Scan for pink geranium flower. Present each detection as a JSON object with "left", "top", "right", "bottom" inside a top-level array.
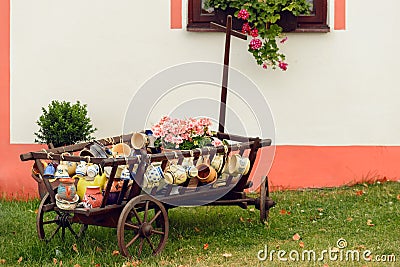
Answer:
[
  {"left": 278, "top": 61, "right": 288, "bottom": 71},
  {"left": 250, "top": 28, "right": 259, "bottom": 38},
  {"left": 249, "top": 38, "right": 262, "bottom": 50},
  {"left": 237, "top": 9, "right": 250, "bottom": 20},
  {"left": 241, "top": 23, "right": 251, "bottom": 34}
]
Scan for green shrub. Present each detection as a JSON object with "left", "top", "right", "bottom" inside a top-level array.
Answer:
[{"left": 34, "top": 100, "right": 97, "bottom": 147}]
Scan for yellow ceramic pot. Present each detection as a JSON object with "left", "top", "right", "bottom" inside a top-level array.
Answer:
[{"left": 75, "top": 173, "right": 107, "bottom": 200}]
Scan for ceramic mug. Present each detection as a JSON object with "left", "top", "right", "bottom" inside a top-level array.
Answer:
[
  {"left": 120, "top": 167, "right": 131, "bottom": 180},
  {"left": 131, "top": 132, "right": 149, "bottom": 150},
  {"left": 144, "top": 163, "right": 164, "bottom": 186},
  {"left": 112, "top": 143, "right": 131, "bottom": 158},
  {"left": 228, "top": 155, "right": 250, "bottom": 176},
  {"left": 76, "top": 161, "right": 87, "bottom": 177},
  {"left": 196, "top": 164, "right": 217, "bottom": 184},
  {"left": 86, "top": 164, "right": 100, "bottom": 179},
  {"left": 211, "top": 154, "right": 225, "bottom": 174},
  {"left": 43, "top": 163, "right": 56, "bottom": 179},
  {"left": 164, "top": 164, "right": 187, "bottom": 185},
  {"left": 66, "top": 161, "right": 77, "bottom": 176},
  {"left": 184, "top": 165, "right": 198, "bottom": 179},
  {"left": 54, "top": 164, "right": 70, "bottom": 179}
]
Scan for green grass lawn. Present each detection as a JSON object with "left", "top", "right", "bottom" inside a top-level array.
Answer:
[{"left": 1, "top": 181, "right": 399, "bottom": 267}]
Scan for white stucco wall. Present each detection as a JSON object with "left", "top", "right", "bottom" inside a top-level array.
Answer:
[{"left": 10, "top": 0, "right": 400, "bottom": 145}]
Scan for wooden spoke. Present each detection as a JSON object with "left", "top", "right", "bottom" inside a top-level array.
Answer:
[
  {"left": 126, "top": 233, "right": 140, "bottom": 248},
  {"left": 131, "top": 208, "right": 142, "bottom": 224},
  {"left": 124, "top": 222, "right": 140, "bottom": 230},
  {"left": 42, "top": 219, "right": 58, "bottom": 225},
  {"left": 138, "top": 238, "right": 145, "bottom": 257},
  {"left": 47, "top": 225, "right": 61, "bottom": 242},
  {"left": 67, "top": 224, "right": 79, "bottom": 239},
  {"left": 151, "top": 229, "right": 165, "bottom": 235},
  {"left": 143, "top": 201, "right": 149, "bottom": 222},
  {"left": 148, "top": 210, "right": 162, "bottom": 225},
  {"left": 144, "top": 236, "right": 156, "bottom": 254}
]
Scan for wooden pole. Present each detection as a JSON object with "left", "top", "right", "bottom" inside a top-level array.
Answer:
[
  {"left": 218, "top": 16, "right": 232, "bottom": 133},
  {"left": 210, "top": 17, "right": 246, "bottom": 133}
]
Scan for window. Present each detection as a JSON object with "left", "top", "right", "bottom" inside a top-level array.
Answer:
[{"left": 187, "top": 0, "right": 329, "bottom": 32}]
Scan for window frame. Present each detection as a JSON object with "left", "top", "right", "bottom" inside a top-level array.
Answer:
[{"left": 187, "top": 0, "right": 329, "bottom": 32}]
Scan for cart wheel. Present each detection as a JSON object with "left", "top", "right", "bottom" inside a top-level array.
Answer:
[
  {"left": 117, "top": 195, "right": 169, "bottom": 258},
  {"left": 37, "top": 192, "right": 87, "bottom": 242},
  {"left": 260, "top": 176, "right": 275, "bottom": 222}
]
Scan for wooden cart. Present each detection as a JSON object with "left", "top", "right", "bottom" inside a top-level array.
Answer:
[{"left": 20, "top": 17, "right": 276, "bottom": 258}]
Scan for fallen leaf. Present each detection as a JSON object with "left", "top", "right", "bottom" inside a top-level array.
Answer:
[
  {"left": 96, "top": 247, "right": 103, "bottom": 252},
  {"left": 346, "top": 217, "right": 353, "bottom": 222},
  {"left": 72, "top": 244, "right": 79, "bottom": 254},
  {"left": 239, "top": 217, "right": 245, "bottom": 222},
  {"left": 194, "top": 227, "right": 201, "bottom": 232},
  {"left": 356, "top": 190, "right": 364, "bottom": 196},
  {"left": 287, "top": 211, "right": 291, "bottom": 215},
  {"left": 35, "top": 209, "right": 39, "bottom": 214},
  {"left": 317, "top": 208, "right": 324, "bottom": 212},
  {"left": 0, "top": 259, "right": 6, "bottom": 264},
  {"left": 397, "top": 194, "right": 400, "bottom": 201},
  {"left": 292, "top": 233, "right": 301, "bottom": 241},
  {"left": 53, "top": 258, "right": 57, "bottom": 265},
  {"left": 73, "top": 264, "right": 81, "bottom": 267},
  {"left": 299, "top": 241, "right": 305, "bottom": 248},
  {"left": 222, "top": 253, "right": 232, "bottom": 258},
  {"left": 279, "top": 209, "right": 287, "bottom": 215},
  {"left": 112, "top": 250, "right": 120, "bottom": 256},
  {"left": 203, "top": 243, "right": 209, "bottom": 250},
  {"left": 59, "top": 260, "right": 62, "bottom": 267},
  {"left": 17, "top": 257, "right": 22, "bottom": 264},
  {"left": 366, "top": 219, "right": 375, "bottom": 226},
  {"left": 323, "top": 264, "right": 329, "bottom": 267},
  {"left": 94, "top": 264, "right": 100, "bottom": 267}
]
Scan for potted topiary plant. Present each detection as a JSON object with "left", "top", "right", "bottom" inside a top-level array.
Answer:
[
  {"left": 205, "top": 0, "right": 311, "bottom": 70},
  {"left": 34, "top": 100, "right": 97, "bottom": 148}
]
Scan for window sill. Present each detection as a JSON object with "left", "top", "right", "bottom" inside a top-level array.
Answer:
[{"left": 187, "top": 24, "right": 330, "bottom": 33}]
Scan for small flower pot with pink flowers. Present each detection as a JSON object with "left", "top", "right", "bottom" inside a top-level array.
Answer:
[
  {"left": 151, "top": 116, "right": 221, "bottom": 151},
  {"left": 205, "top": 0, "right": 311, "bottom": 70}
]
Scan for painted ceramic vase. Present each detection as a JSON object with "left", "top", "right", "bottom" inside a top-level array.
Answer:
[
  {"left": 83, "top": 186, "right": 103, "bottom": 208},
  {"left": 57, "top": 178, "right": 77, "bottom": 201}
]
